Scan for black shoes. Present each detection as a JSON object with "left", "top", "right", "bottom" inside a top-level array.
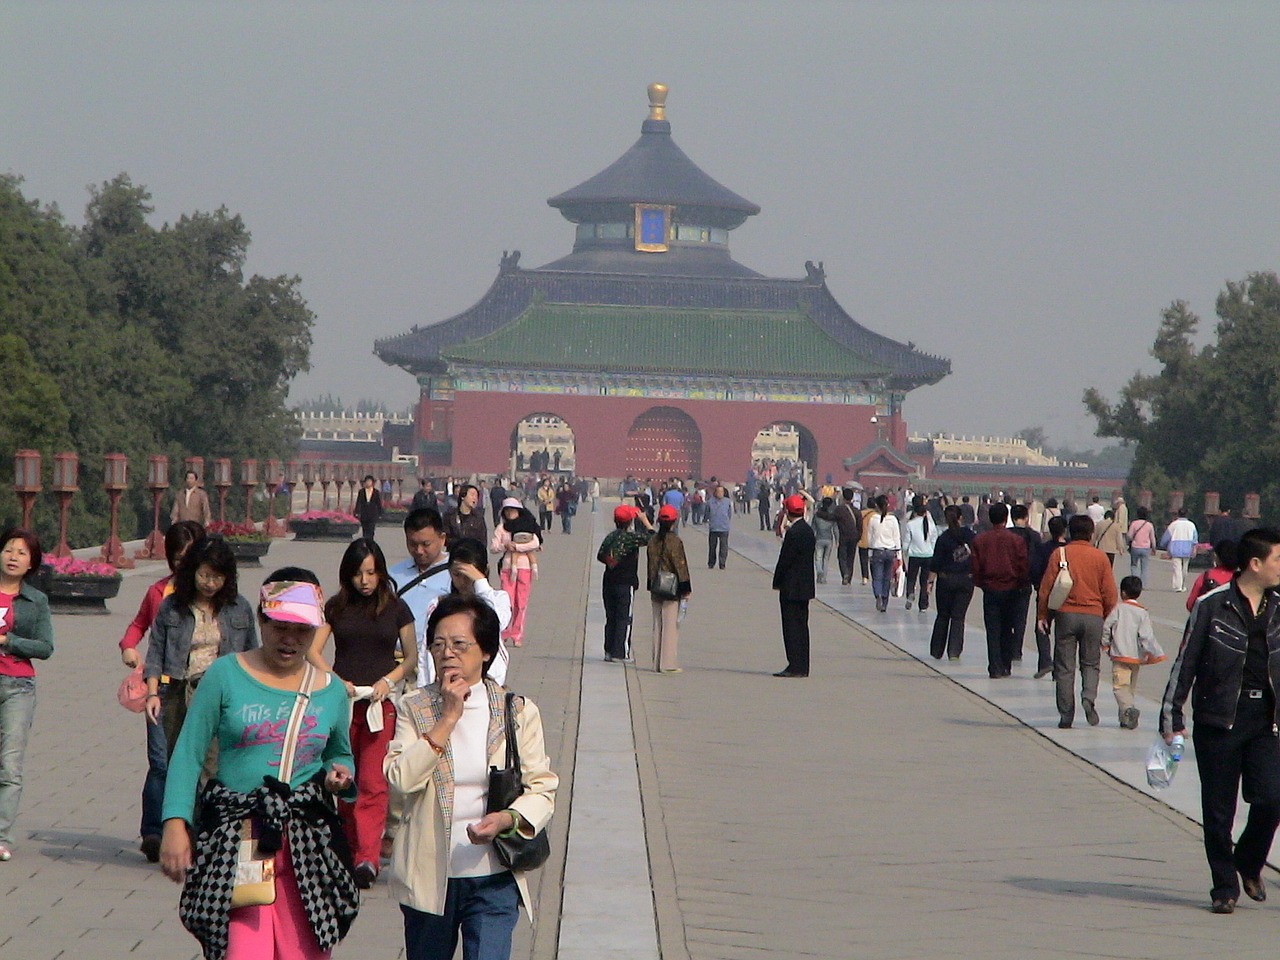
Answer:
[
  {"left": 140, "top": 835, "right": 161, "bottom": 863},
  {"left": 1242, "top": 873, "right": 1267, "bottom": 902},
  {"left": 773, "top": 669, "right": 808, "bottom": 678},
  {"left": 1211, "top": 898, "right": 1236, "bottom": 914},
  {"left": 1058, "top": 718, "right": 1073, "bottom": 729},
  {"left": 354, "top": 862, "right": 378, "bottom": 889},
  {"left": 1083, "top": 699, "right": 1100, "bottom": 726},
  {"left": 1033, "top": 667, "right": 1052, "bottom": 679}
]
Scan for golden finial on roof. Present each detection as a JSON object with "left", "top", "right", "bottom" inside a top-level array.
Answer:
[{"left": 647, "top": 83, "right": 668, "bottom": 121}]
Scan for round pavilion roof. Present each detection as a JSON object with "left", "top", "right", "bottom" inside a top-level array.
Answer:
[{"left": 547, "top": 83, "right": 761, "bottom": 230}]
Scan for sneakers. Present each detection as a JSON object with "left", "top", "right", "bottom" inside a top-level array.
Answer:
[
  {"left": 1033, "top": 667, "right": 1052, "bottom": 679},
  {"left": 905, "top": 597, "right": 913, "bottom": 610},
  {"left": 1120, "top": 706, "right": 1140, "bottom": 730},
  {"left": 140, "top": 835, "right": 161, "bottom": 863},
  {"left": 0, "top": 844, "right": 11, "bottom": 862},
  {"left": 354, "top": 862, "right": 378, "bottom": 889},
  {"left": 1083, "top": 699, "right": 1100, "bottom": 726}
]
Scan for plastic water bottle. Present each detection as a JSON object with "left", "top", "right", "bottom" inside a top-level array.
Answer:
[
  {"left": 678, "top": 598, "right": 689, "bottom": 623},
  {"left": 1170, "top": 734, "right": 1184, "bottom": 762}
]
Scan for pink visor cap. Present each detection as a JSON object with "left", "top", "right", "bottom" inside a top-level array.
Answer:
[{"left": 260, "top": 580, "right": 325, "bottom": 626}]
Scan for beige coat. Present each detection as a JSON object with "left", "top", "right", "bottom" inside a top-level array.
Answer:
[
  {"left": 384, "top": 685, "right": 557, "bottom": 920},
  {"left": 1093, "top": 517, "right": 1127, "bottom": 556},
  {"left": 170, "top": 486, "right": 213, "bottom": 525}
]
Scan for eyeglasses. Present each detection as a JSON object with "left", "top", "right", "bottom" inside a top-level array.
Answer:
[
  {"left": 195, "top": 571, "right": 227, "bottom": 585},
  {"left": 428, "top": 636, "right": 476, "bottom": 653}
]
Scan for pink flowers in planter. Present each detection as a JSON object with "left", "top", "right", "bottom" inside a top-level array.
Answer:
[
  {"left": 44, "top": 556, "right": 122, "bottom": 578},
  {"left": 294, "top": 510, "right": 359, "bottom": 523},
  {"left": 207, "top": 521, "right": 269, "bottom": 541}
]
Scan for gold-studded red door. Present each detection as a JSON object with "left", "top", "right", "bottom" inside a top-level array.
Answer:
[{"left": 624, "top": 407, "right": 702, "bottom": 478}]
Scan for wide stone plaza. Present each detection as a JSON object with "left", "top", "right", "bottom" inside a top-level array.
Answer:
[{"left": 3, "top": 504, "right": 1275, "bottom": 959}]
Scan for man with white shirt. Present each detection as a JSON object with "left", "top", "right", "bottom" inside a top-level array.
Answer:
[
  {"left": 1086, "top": 497, "right": 1106, "bottom": 525},
  {"left": 389, "top": 508, "right": 453, "bottom": 681},
  {"left": 169, "top": 470, "right": 212, "bottom": 526},
  {"left": 1163, "top": 509, "right": 1200, "bottom": 592}
]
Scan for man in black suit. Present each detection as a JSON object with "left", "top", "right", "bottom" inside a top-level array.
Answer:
[{"left": 773, "top": 494, "right": 816, "bottom": 677}]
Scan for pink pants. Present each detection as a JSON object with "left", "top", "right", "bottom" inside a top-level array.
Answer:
[
  {"left": 339, "top": 699, "right": 395, "bottom": 867},
  {"left": 227, "top": 836, "right": 329, "bottom": 960},
  {"left": 501, "top": 567, "right": 532, "bottom": 643}
]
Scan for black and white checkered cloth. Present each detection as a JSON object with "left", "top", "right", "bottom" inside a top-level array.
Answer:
[{"left": 179, "top": 775, "right": 359, "bottom": 960}]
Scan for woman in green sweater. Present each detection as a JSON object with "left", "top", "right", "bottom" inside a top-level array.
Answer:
[{"left": 160, "top": 567, "right": 359, "bottom": 960}]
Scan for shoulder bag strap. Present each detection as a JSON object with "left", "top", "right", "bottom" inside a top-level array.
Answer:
[
  {"left": 278, "top": 662, "right": 316, "bottom": 784},
  {"left": 504, "top": 691, "right": 522, "bottom": 779},
  {"left": 396, "top": 561, "right": 451, "bottom": 599}
]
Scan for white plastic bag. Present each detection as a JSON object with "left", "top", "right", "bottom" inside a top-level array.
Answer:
[{"left": 1146, "top": 734, "right": 1183, "bottom": 789}]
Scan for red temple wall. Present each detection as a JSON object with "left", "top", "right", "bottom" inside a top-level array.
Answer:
[{"left": 445, "top": 391, "right": 900, "bottom": 482}]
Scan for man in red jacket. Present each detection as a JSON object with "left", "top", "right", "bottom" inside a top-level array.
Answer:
[
  {"left": 1037, "top": 514, "right": 1119, "bottom": 728},
  {"left": 970, "top": 502, "right": 1029, "bottom": 679}
]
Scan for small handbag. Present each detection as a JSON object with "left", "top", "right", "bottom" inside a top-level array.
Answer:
[
  {"left": 486, "top": 692, "right": 551, "bottom": 872},
  {"left": 117, "top": 664, "right": 148, "bottom": 713},
  {"left": 230, "top": 662, "right": 316, "bottom": 909},
  {"left": 1046, "top": 547, "right": 1074, "bottom": 611},
  {"left": 652, "top": 568, "right": 680, "bottom": 601}
]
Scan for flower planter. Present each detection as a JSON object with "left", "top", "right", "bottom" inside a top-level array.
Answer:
[
  {"left": 39, "top": 571, "right": 122, "bottom": 615},
  {"left": 290, "top": 519, "right": 360, "bottom": 542},
  {"left": 223, "top": 539, "right": 272, "bottom": 567},
  {"left": 378, "top": 509, "right": 408, "bottom": 527}
]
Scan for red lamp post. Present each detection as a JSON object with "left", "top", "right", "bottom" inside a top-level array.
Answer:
[
  {"left": 394, "top": 462, "right": 405, "bottom": 502},
  {"left": 1169, "top": 490, "right": 1185, "bottom": 516},
  {"left": 346, "top": 464, "right": 360, "bottom": 510},
  {"left": 1245, "top": 493, "right": 1261, "bottom": 520},
  {"left": 100, "top": 453, "right": 134, "bottom": 569},
  {"left": 13, "top": 450, "right": 41, "bottom": 531},
  {"left": 50, "top": 452, "right": 78, "bottom": 559},
  {"left": 213, "top": 458, "right": 233, "bottom": 522},
  {"left": 183, "top": 456, "right": 205, "bottom": 488},
  {"left": 263, "top": 459, "right": 283, "bottom": 536},
  {"left": 136, "top": 455, "right": 169, "bottom": 559},
  {"left": 241, "top": 459, "right": 258, "bottom": 526},
  {"left": 301, "top": 460, "right": 315, "bottom": 514},
  {"left": 318, "top": 461, "right": 332, "bottom": 510}
]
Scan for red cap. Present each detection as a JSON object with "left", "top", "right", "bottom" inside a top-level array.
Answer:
[
  {"left": 657, "top": 504, "right": 679, "bottom": 522},
  {"left": 784, "top": 494, "right": 807, "bottom": 516},
  {"left": 614, "top": 505, "right": 637, "bottom": 524}
]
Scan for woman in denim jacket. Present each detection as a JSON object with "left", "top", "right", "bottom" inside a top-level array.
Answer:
[{"left": 144, "top": 537, "right": 258, "bottom": 759}]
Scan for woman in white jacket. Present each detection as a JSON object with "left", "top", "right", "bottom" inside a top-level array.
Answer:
[
  {"left": 866, "top": 495, "right": 903, "bottom": 613},
  {"left": 385, "top": 595, "right": 557, "bottom": 960},
  {"left": 902, "top": 495, "right": 939, "bottom": 612}
]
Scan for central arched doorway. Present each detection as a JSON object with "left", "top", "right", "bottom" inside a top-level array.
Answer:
[
  {"left": 752, "top": 421, "right": 817, "bottom": 486},
  {"left": 511, "top": 413, "right": 575, "bottom": 475},
  {"left": 624, "top": 406, "right": 702, "bottom": 478}
]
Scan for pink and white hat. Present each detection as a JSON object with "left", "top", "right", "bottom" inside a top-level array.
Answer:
[
  {"left": 501, "top": 497, "right": 523, "bottom": 510},
  {"left": 260, "top": 580, "right": 325, "bottom": 626}
]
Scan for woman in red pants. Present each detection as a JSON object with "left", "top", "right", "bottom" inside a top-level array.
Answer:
[{"left": 309, "top": 538, "right": 417, "bottom": 888}]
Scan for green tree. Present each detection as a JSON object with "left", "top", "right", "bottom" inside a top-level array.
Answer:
[{"left": 1085, "top": 273, "right": 1280, "bottom": 518}]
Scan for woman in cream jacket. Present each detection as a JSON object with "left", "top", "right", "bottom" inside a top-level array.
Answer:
[{"left": 384, "top": 594, "right": 557, "bottom": 960}]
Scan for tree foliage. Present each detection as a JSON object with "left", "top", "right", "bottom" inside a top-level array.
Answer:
[
  {"left": 1, "top": 174, "right": 314, "bottom": 546},
  {"left": 1084, "top": 272, "right": 1280, "bottom": 518}
]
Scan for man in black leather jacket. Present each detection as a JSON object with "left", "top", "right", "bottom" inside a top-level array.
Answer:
[{"left": 1160, "top": 527, "right": 1280, "bottom": 914}]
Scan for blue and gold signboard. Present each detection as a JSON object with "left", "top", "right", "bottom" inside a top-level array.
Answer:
[{"left": 634, "top": 203, "right": 672, "bottom": 252}]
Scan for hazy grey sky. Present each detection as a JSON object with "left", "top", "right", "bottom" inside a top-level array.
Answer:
[{"left": 7, "top": 2, "right": 1278, "bottom": 449}]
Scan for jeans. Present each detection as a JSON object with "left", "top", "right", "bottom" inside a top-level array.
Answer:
[
  {"left": 1053, "top": 611, "right": 1104, "bottom": 722},
  {"left": 1129, "top": 547, "right": 1150, "bottom": 582},
  {"left": 814, "top": 540, "right": 832, "bottom": 583},
  {"left": 981, "top": 587, "right": 1022, "bottom": 677},
  {"left": 0, "top": 675, "right": 36, "bottom": 845},
  {"left": 402, "top": 873, "right": 520, "bottom": 960},
  {"left": 602, "top": 582, "right": 634, "bottom": 660},
  {"left": 1193, "top": 695, "right": 1280, "bottom": 902},
  {"left": 140, "top": 715, "right": 169, "bottom": 839},
  {"left": 869, "top": 548, "right": 896, "bottom": 601},
  {"left": 707, "top": 531, "right": 729, "bottom": 569},
  {"left": 930, "top": 575, "right": 973, "bottom": 659}
]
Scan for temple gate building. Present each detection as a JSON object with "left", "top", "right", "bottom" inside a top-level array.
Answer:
[{"left": 375, "top": 84, "right": 950, "bottom": 483}]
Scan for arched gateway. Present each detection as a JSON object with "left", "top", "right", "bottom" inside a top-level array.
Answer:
[{"left": 625, "top": 407, "right": 702, "bottom": 478}]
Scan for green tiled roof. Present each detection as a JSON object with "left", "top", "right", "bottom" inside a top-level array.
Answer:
[{"left": 439, "top": 302, "right": 893, "bottom": 380}]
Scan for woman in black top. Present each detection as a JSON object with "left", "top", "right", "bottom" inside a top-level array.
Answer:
[
  {"left": 354, "top": 475, "right": 383, "bottom": 540},
  {"left": 928, "top": 505, "right": 977, "bottom": 661},
  {"left": 308, "top": 537, "right": 416, "bottom": 888}
]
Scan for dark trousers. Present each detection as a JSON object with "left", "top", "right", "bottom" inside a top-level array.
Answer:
[
  {"left": 707, "top": 531, "right": 729, "bottom": 569},
  {"left": 1193, "top": 695, "right": 1280, "bottom": 902},
  {"left": 836, "top": 540, "right": 857, "bottom": 583},
  {"left": 402, "top": 873, "right": 520, "bottom": 960},
  {"left": 981, "top": 587, "right": 1022, "bottom": 677},
  {"left": 1008, "top": 584, "right": 1032, "bottom": 661},
  {"left": 602, "top": 582, "right": 634, "bottom": 660},
  {"left": 905, "top": 557, "right": 931, "bottom": 608},
  {"left": 930, "top": 575, "right": 973, "bottom": 659},
  {"left": 1034, "top": 606, "right": 1054, "bottom": 673},
  {"left": 758, "top": 504, "right": 770, "bottom": 530},
  {"left": 858, "top": 546, "right": 871, "bottom": 580},
  {"left": 779, "top": 598, "right": 811, "bottom": 675},
  {"left": 361, "top": 521, "right": 377, "bottom": 540},
  {"left": 539, "top": 509, "right": 552, "bottom": 530}
]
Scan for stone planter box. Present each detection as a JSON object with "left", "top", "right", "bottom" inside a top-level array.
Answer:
[
  {"left": 291, "top": 520, "right": 360, "bottom": 542},
  {"left": 35, "top": 569, "right": 122, "bottom": 615},
  {"left": 221, "top": 538, "right": 272, "bottom": 567},
  {"left": 378, "top": 509, "right": 408, "bottom": 527}
]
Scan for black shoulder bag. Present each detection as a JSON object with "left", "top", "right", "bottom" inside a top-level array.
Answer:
[{"left": 486, "top": 692, "right": 551, "bottom": 872}]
